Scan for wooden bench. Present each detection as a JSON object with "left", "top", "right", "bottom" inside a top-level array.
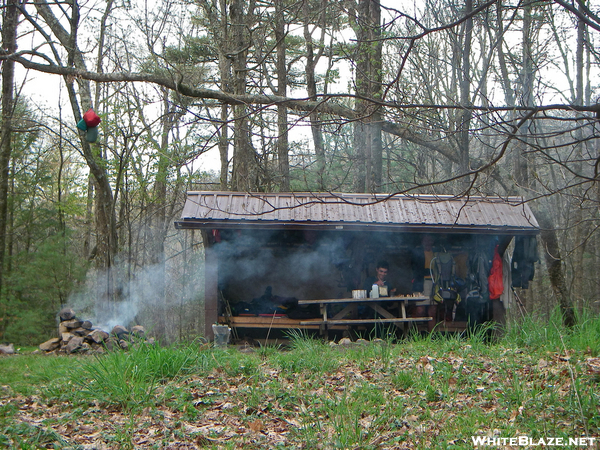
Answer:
[
  {"left": 219, "top": 296, "right": 434, "bottom": 336},
  {"left": 219, "top": 315, "right": 348, "bottom": 330},
  {"left": 297, "top": 295, "right": 433, "bottom": 329}
]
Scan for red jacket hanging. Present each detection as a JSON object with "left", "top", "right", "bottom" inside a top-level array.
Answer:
[{"left": 488, "top": 245, "right": 504, "bottom": 300}]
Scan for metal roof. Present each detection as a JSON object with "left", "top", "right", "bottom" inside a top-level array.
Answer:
[{"left": 175, "top": 191, "right": 539, "bottom": 235}]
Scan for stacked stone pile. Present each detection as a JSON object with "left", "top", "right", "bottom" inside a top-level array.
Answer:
[
  {"left": 0, "top": 343, "right": 15, "bottom": 354},
  {"left": 38, "top": 308, "right": 150, "bottom": 354}
]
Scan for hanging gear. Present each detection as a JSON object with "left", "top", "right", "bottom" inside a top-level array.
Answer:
[
  {"left": 461, "top": 248, "right": 493, "bottom": 326},
  {"left": 431, "top": 252, "right": 461, "bottom": 304},
  {"left": 488, "top": 245, "right": 504, "bottom": 300},
  {"left": 430, "top": 251, "right": 462, "bottom": 321},
  {"left": 512, "top": 236, "right": 538, "bottom": 289}
]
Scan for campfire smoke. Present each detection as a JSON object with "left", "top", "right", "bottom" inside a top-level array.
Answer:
[
  {"left": 65, "top": 262, "right": 172, "bottom": 334},
  {"left": 38, "top": 307, "right": 152, "bottom": 354}
]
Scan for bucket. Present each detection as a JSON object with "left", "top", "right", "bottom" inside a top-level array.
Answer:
[{"left": 212, "top": 324, "right": 231, "bottom": 348}]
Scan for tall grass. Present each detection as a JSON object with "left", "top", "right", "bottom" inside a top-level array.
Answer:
[
  {"left": 503, "top": 306, "right": 600, "bottom": 354},
  {"left": 73, "top": 340, "right": 200, "bottom": 411},
  {"left": 271, "top": 329, "right": 340, "bottom": 374}
]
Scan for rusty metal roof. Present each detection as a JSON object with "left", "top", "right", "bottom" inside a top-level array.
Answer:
[{"left": 175, "top": 191, "right": 539, "bottom": 235}]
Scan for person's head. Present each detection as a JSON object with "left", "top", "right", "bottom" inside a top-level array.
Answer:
[{"left": 376, "top": 260, "right": 389, "bottom": 281}]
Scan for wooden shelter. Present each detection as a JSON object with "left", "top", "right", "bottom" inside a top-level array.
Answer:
[{"left": 175, "top": 192, "right": 539, "bottom": 340}]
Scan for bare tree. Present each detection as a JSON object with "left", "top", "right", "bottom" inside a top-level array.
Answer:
[
  {"left": 274, "top": 1, "right": 290, "bottom": 191},
  {"left": 230, "top": 0, "right": 258, "bottom": 191},
  {"left": 32, "top": 0, "right": 118, "bottom": 275},
  {"left": 0, "top": 0, "right": 20, "bottom": 298},
  {"left": 347, "top": 0, "right": 383, "bottom": 193},
  {"left": 302, "top": 0, "right": 331, "bottom": 190}
]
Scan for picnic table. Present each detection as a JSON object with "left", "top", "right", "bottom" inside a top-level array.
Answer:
[{"left": 298, "top": 295, "right": 433, "bottom": 330}]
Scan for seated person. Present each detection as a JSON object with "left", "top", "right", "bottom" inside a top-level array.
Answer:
[{"left": 363, "top": 260, "right": 397, "bottom": 297}]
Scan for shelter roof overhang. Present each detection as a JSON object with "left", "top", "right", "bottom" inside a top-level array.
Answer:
[{"left": 175, "top": 191, "right": 540, "bottom": 236}]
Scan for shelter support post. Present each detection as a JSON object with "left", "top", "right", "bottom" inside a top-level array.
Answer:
[{"left": 203, "top": 231, "right": 219, "bottom": 340}]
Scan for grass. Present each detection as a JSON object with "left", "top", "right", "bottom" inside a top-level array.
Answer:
[
  {"left": 0, "top": 354, "right": 73, "bottom": 397},
  {"left": 1, "top": 309, "right": 599, "bottom": 448},
  {"left": 72, "top": 339, "right": 201, "bottom": 412}
]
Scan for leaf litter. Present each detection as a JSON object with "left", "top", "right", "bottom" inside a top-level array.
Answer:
[{"left": 1, "top": 343, "right": 598, "bottom": 449}]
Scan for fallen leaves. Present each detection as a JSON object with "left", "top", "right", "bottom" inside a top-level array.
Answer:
[
  {"left": 248, "top": 418, "right": 263, "bottom": 433},
  {"left": 585, "top": 357, "right": 600, "bottom": 374},
  {"left": 509, "top": 406, "right": 524, "bottom": 423},
  {"left": 2, "top": 345, "right": 597, "bottom": 449}
]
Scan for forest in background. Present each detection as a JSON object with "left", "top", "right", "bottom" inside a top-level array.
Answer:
[{"left": 0, "top": 0, "right": 599, "bottom": 344}]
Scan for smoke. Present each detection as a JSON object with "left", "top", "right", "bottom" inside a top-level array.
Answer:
[
  {"left": 64, "top": 229, "right": 420, "bottom": 333},
  {"left": 213, "top": 229, "right": 362, "bottom": 301},
  {"left": 67, "top": 257, "right": 199, "bottom": 333}
]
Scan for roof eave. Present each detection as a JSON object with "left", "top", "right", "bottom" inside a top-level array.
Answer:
[{"left": 174, "top": 219, "right": 539, "bottom": 235}]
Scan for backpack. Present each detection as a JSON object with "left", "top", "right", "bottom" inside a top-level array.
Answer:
[
  {"left": 467, "top": 250, "right": 490, "bottom": 300},
  {"left": 431, "top": 252, "right": 461, "bottom": 303},
  {"left": 459, "top": 250, "right": 492, "bottom": 325}
]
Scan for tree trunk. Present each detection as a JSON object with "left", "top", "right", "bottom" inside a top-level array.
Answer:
[
  {"left": 515, "top": 1, "right": 533, "bottom": 188},
  {"left": 0, "top": 0, "right": 19, "bottom": 328},
  {"left": 458, "top": 0, "right": 473, "bottom": 183},
  {"left": 275, "top": 2, "right": 289, "bottom": 191},
  {"left": 303, "top": 1, "right": 327, "bottom": 190},
  {"left": 36, "top": 0, "right": 118, "bottom": 270},
  {"left": 572, "top": 1, "right": 586, "bottom": 309},
  {"left": 350, "top": 0, "right": 383, "bottom": 193},
  {"left": 219, "top": 103, "right": 229, "bottom": 190},
  {"left": 218, "top": 0, "right": 231, "bottom": 190},
  {"left": 198, "top": 0, "right": 232, "bottom": 190},
  {"left": 535, "top": 207, "right": 576, "bottom": 327},
  {"left": 35, "top": 0, "right": 119, "bottom": 330},
  {"left": 230, "top": 0, "right": 257, "bottom": 191},
  {"left": 149, "top": 87, "right": 176, "bottom": 340}
]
